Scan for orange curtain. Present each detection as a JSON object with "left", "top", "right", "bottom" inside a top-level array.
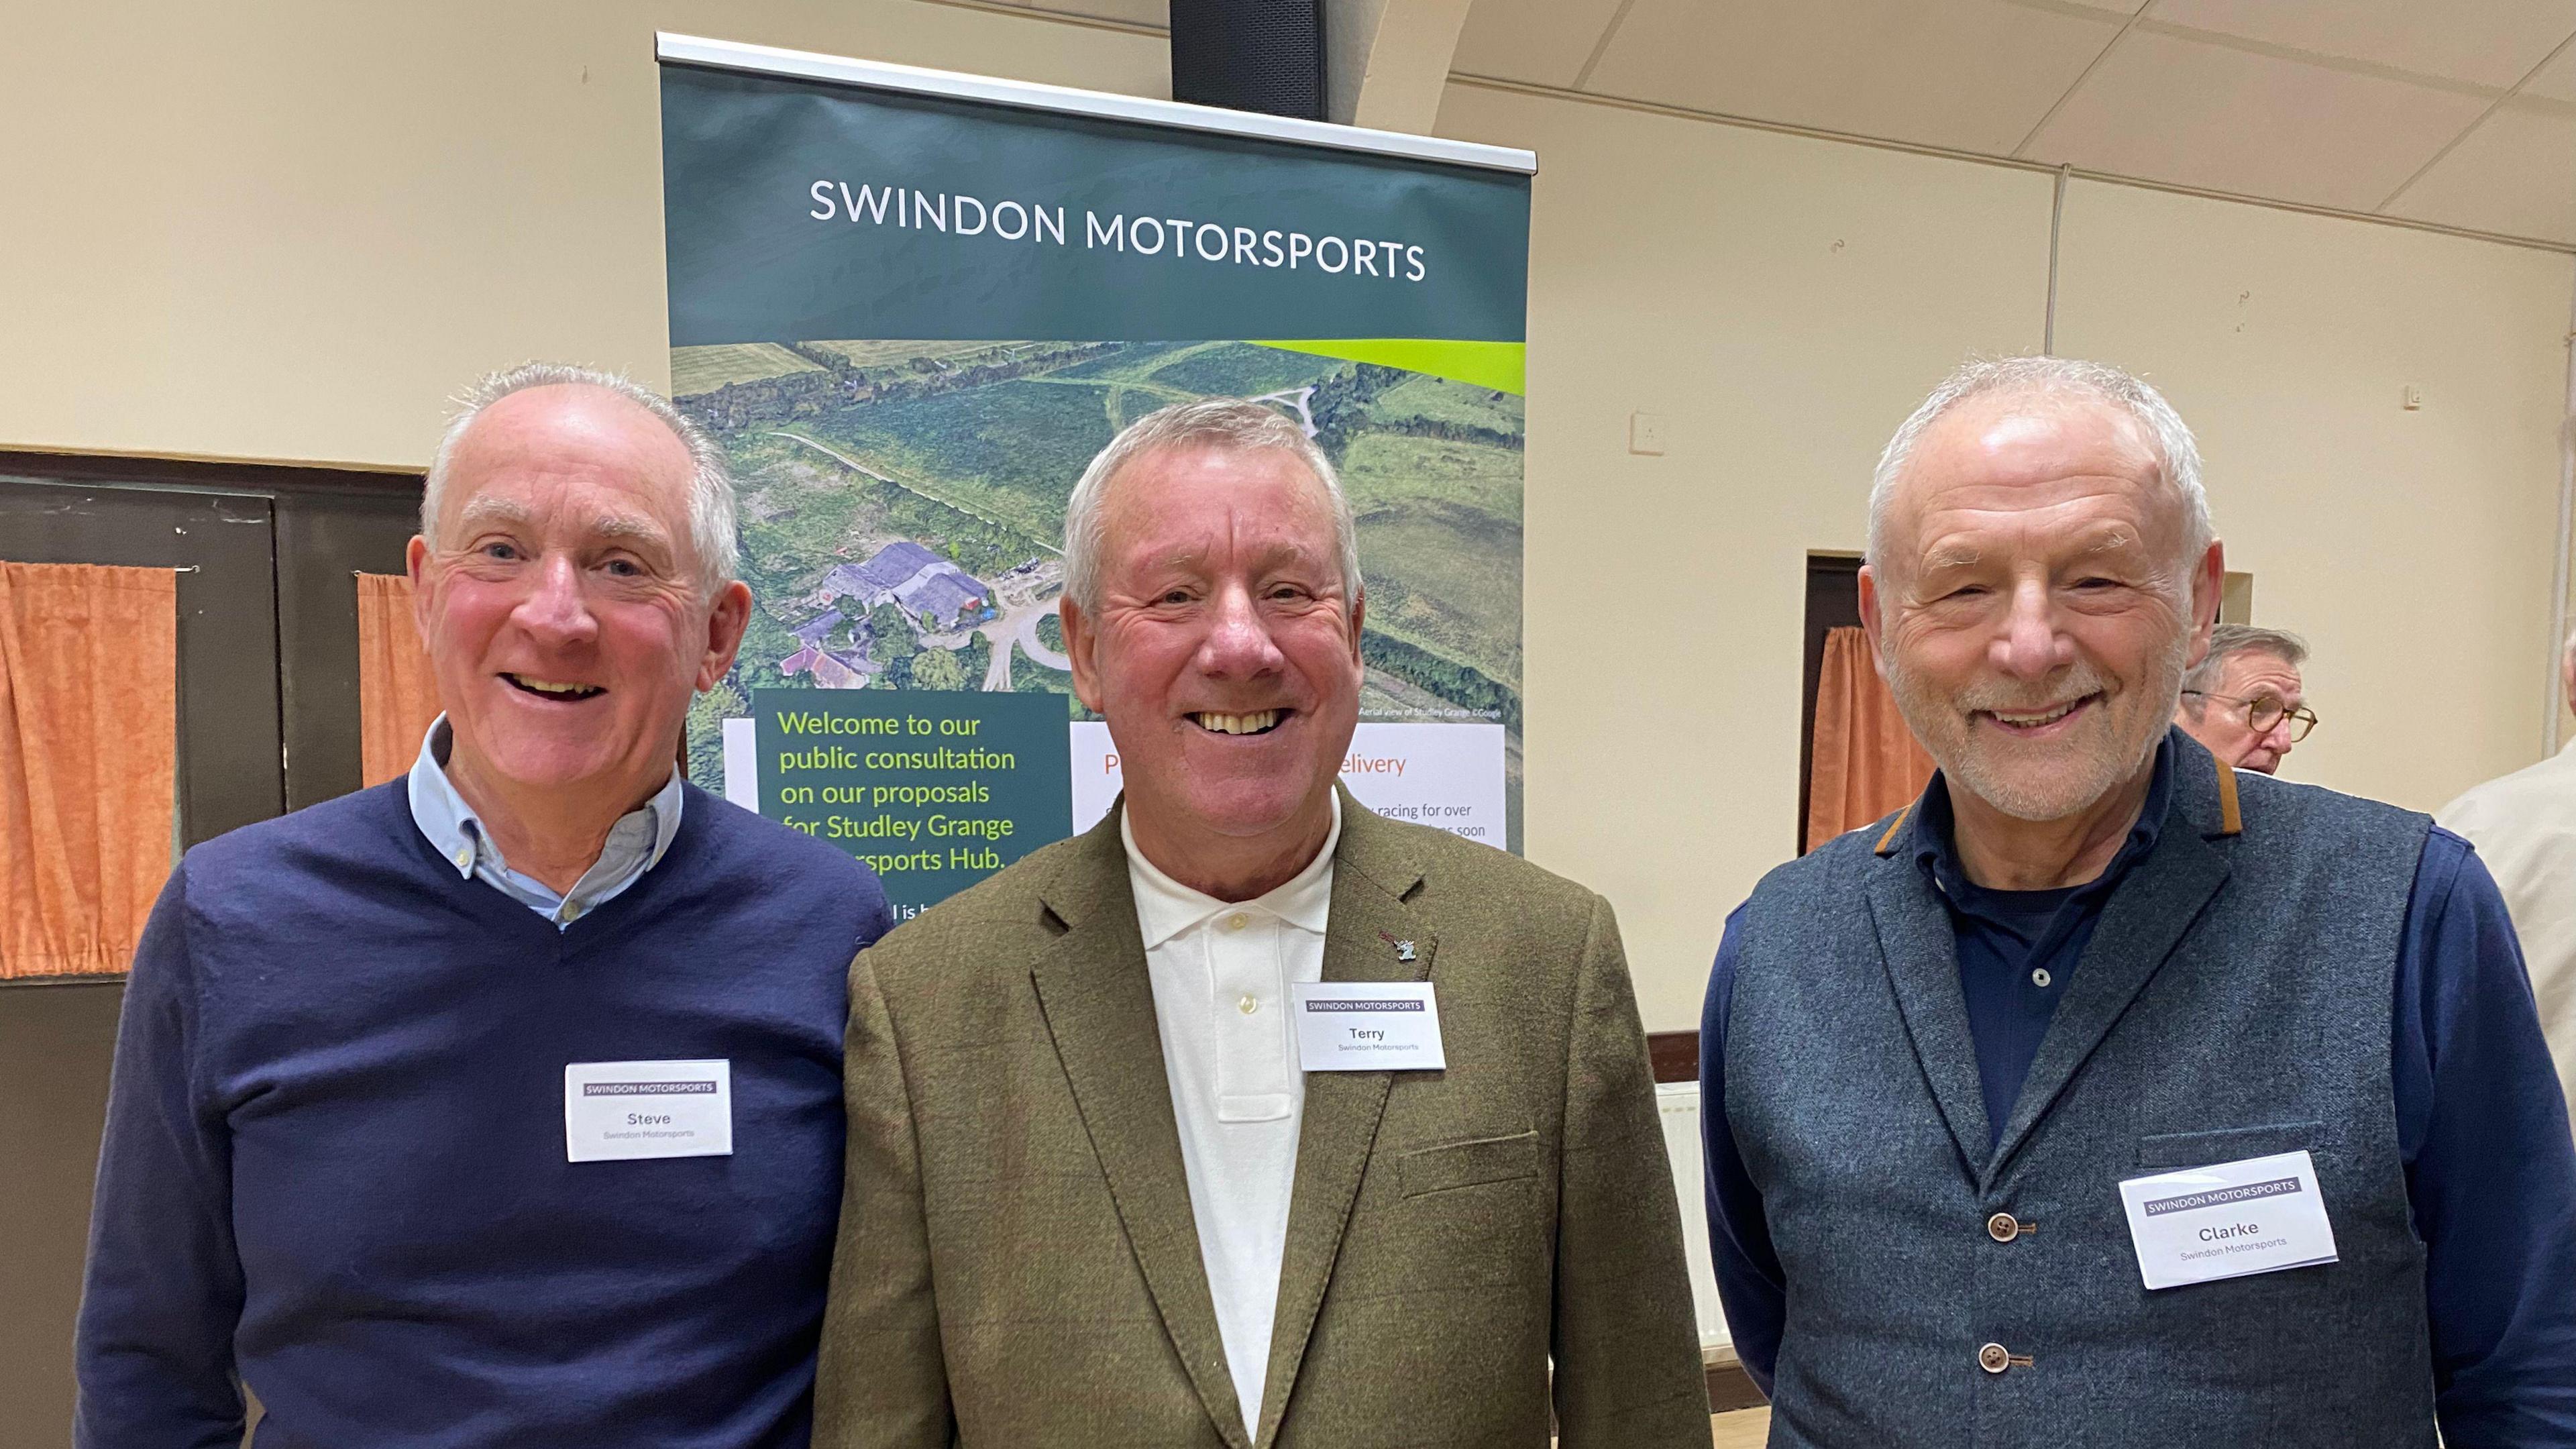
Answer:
[
  {"left": 0, "top": 561, "right": 178, "bottom": 979},
  {"left": 1807, "top": 626, "right": 1935, "bottom": 853},
  {"left": 356, "top": 572, "right": 441, "bottom": 787}
]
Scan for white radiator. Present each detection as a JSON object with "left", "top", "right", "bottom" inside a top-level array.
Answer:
[{"left": 1656, "top": 1079, "right": 1732, "bottom": 1350}]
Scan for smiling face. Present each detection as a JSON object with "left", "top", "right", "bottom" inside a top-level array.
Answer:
[
  {"left": 2181, "top": 650, "right": 2305, "bottom": 773},
  {"left": 407, "top": 383, "right": 750, "bottom": 820},
  {"left": 1063, "top": 443, "right": 1362, "bottom": 884},
  {"left": 1862, "top": 388, "right": 2221, "bottom": 822}
]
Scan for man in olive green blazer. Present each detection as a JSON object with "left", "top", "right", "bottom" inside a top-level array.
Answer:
[{"left": 813, "top": 400, "right": 1707, "bottom": 1448}]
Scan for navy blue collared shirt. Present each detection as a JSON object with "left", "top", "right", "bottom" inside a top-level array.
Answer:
[{"left": 1701, "top": 743, "right": 2576, "bottom": 1444}]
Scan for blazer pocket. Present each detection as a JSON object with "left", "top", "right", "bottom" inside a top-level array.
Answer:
[
  {"left": 1401, "top": 1130, "right": 1541, "bottom": 1199},
  {"left": 2136, "top": 1120, "right": 2329, "bottom": 1169}
]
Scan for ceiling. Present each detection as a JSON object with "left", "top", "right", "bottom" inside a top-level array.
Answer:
[{"left": 970, "top": 0, "right": 2576, "bottom": 249}]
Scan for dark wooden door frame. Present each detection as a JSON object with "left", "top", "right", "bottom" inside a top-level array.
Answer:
[
  {"left": 0, "top": 476, "right": 284, "bottom": 851},
  {"left": 0, "top": 451, "right": 425, "bottom": 812},
  {"left": 1798, "top": 553, "right": 1865, "bottom": 857}
]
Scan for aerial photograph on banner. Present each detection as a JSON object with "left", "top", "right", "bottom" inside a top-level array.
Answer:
[{"left": 669, "top": 337, "right": 1523, "bottom": 808}]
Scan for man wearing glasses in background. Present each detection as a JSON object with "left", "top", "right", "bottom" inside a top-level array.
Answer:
[{"left": 2174, "top": 623, "right": 2315, "bottom": 774}]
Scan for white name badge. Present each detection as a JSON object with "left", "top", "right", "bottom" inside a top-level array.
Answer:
[
  {"left": 2117, "top": 1149, "right": 2338, "bottom": 1290},
  {"left": 1291, "top": 982, "right": 1446, "bottom": 1071},
  {"left": 564, "top": 1059, "right": 733, "bottom": 1163}
]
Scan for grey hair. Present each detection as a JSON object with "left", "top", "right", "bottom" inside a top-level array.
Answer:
[
  {"left": 420, "top": 362, "right": 739, "bottom": 594},
  {"left": 1866, "top": 356, "right": 2211, "bottom": 580},
  {"left": 1061, "top": 397, "right": 1361, "bottom": 613},
  {"left": 2182, "top": 623, "right": 2308, "bottom": 700}
]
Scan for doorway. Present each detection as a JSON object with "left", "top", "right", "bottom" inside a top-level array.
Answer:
[{"left": 0, "top": 451, "right": 421, "bottom": 1444}]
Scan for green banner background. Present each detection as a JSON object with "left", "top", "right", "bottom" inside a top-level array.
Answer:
[{"left": 662, "top": 64, "right": 1531, "bottom": 346}]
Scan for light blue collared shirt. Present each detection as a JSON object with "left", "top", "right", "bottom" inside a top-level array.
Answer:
[{"left": 407, "top": 716, "right": 685, "bottom": 929}]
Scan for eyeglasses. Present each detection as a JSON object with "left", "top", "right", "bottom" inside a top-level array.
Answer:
[{"left": 2181, "top": 690, "right": 2318, "bottom": 742}]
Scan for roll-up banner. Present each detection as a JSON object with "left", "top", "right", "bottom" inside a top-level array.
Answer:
[{"left": 656, "top": 34, "right": 1532, "bottom": 917}]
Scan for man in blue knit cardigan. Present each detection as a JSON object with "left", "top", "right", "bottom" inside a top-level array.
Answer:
[{"left": 74, "top": 364, "right": 893, "bottom": 1448}]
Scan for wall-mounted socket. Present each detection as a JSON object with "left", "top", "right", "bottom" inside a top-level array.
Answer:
[
  {"left": 2401, "top": 384, "right": 2423, "bottom": 411},
  {"left": 1629, "top": 411, "right": 1667, "bottom": 455}
]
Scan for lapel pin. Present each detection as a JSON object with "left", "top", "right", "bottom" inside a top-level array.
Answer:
[{"left": 1377, "top": 930, "right": 1417, "bottom": 962}]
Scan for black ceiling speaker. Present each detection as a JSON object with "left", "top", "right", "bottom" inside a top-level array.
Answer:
[{"left": 1169, "top": 0, "right": 1328, "bottom": 121}]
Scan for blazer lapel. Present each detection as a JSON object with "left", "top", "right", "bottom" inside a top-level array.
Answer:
[
  {"left": 1254, "top": 790, "right": 1431, "bottom": 1446},
  {"left": 1986, "top": 739, "right": 2236, "bottom": 1178},
  {"left": 1866, "top": 855, "right": 1996, "bottom": 1176},
  {"left": 1027, "top": 808, "right": 1251, "bottom": 1448}
]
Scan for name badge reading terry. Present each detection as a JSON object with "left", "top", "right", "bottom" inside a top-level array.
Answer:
[
  {"left": 1291, "top": 982, "right": 1446, "bottom": 1072},
  {"left": 564, "top": 1059, "right": 733, "bottom": 1163},
  {"left": 2117, "top": 1149, "right": 2338, "bottom": 1290}
]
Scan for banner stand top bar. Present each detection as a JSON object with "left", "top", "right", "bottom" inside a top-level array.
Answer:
[{"left": 655, "top": 32, "right": 1538, "bottom": 177}]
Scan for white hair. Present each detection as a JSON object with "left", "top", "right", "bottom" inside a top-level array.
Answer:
[
  {"left": 421, "top": 362, "right": 739, "bottom": 594},
  {"left": 1866, "top": 356, "right": 2211, "bottom": 578},
  {"left": 1061, "top": 397, "right": 1361, "bottom": 614}
]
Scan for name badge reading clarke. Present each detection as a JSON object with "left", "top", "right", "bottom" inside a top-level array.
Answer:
[
  {"left": 1291, "top": 982, "right": 1446, "bottom": 1072},
  {"left": 2117, "top": 1149, "right": 2338, "bottom": 1290},
  {"left": 564, "top": 1060, "right": 733, "bottom": 1163}
]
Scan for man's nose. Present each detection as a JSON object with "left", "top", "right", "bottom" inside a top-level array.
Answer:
[
  {"left": 1198, "top": 584, "right": 1285, "bottom": 676},
  {"left": 513, "top": 553, "right": 598, "bottom": 643},
  {"left": 1989, "top": 577, "right": 2067, "bottom": 680}
]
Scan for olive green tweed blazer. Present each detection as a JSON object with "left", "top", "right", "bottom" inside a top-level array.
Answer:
[{"left": 812, "top": 786, "right": 1708, "bottom": 1448}]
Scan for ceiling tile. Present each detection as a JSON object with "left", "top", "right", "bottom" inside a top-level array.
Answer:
[
  {"left": 1582, "top": 0, "right": 2125, "bottom": 155},
  {"left": 2383, "top": 101, "right": 2576, "bottom": 243},
  {"left": 2149, "top": 0, "right": 2576, "bottom": 90},
  {"left": 2023, "top": 29, "right": 2491, "bottom": 211},
  {"left": 2526, "top": 38, "right": 2576, "bottom": 101},
  {"left": 1450, "top": 0, "right": 1628, "bottom": 88}
]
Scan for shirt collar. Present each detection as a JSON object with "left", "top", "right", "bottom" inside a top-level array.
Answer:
[
  {"left": 1912, "top": 733, "right": 2176, "bottom": 901},
  {"left": 407, "top": 714, "right": 685, "bottom": 880},
  {"left": 1121, "top": 791, "right": 1342, "bottom": 950}
]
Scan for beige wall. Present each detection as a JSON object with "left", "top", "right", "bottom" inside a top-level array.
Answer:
[
  {"left": 1439, "top": 72, "right": 2574, "bottom": 1026},
  {"left": 2051, "top": 180, "right": 2576, "bottom": 812},
  {"left": 0, "top": 0, "right": 1166, "bottom": 468},
  {"left": 3, "top": 2, "right": 2569, "bottom": 1030},
  {"left": 1432, "top": 83, "right": 2056, "bottom": 1027}
]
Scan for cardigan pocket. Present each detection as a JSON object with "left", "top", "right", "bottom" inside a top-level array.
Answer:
[{"left": 1401, "top": 1129, "right": 1541, "bottom": 1198}]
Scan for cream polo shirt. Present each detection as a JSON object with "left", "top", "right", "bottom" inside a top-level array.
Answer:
[
  {"left": 1121, "top": 793, "right": 1341, "bottom": 1439},
  {"left": 2439, "top": 739, "right": 2576, "bottom": 1144}
]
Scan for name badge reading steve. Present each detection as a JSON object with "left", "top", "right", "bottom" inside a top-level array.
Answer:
[
  {"left": 2117, "top": 1149, "right": 2337, "bottom": 1290},
  {"left": 1291, "top": 982, "right": 1446, "bottom": 1072},
  {"left": 564, "top": 1059, "right": 733, "bottom": 1163}
]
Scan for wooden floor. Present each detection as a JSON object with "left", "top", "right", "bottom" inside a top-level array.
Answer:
[{"left": 1711, "top": 1407, "right": 1770, "bottom": 1447}]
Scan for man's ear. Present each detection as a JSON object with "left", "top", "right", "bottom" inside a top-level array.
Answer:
[
  {"left": 2182, "top": 538, "right": 2225, "bottom": 672},
  {"left": 696, "top": 580, "right": 754, "bottom": 691},
  {"left": 406, "top": 535, "right": 433, "bottom": 639},
  {"left": 1063, "top": 596, "right": 1106, "bottom": 714},
  {"left": 1857, "top": 564, "right": 1886, "bottom": 678},
  {"left": 1348, "top": 589, "right": 1366, "bottom": 665}
]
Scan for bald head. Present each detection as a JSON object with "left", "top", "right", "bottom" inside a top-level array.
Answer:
[
  {"left": 422, "top": 363, "right": 738, "bottom": 596},
  {"left": 1868, "top": 356, "right": 2208, "bottom": 598}
]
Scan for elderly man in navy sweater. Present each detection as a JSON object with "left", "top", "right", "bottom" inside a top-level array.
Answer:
[{"left": 75, "top": 364, "right": 892, "bottom": 1448}]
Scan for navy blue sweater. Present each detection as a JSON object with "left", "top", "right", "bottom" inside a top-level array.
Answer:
[{"left": 75, "top": 780, "right": 892, "bottom": 1448}]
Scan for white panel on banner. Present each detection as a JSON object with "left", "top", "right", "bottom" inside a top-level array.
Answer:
[
  {"left": 1071, "top": 721, "right": 1505, "bottom": 847},
  {"left": 722, "top": 716, "right": 758, "bottom": 810}
]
